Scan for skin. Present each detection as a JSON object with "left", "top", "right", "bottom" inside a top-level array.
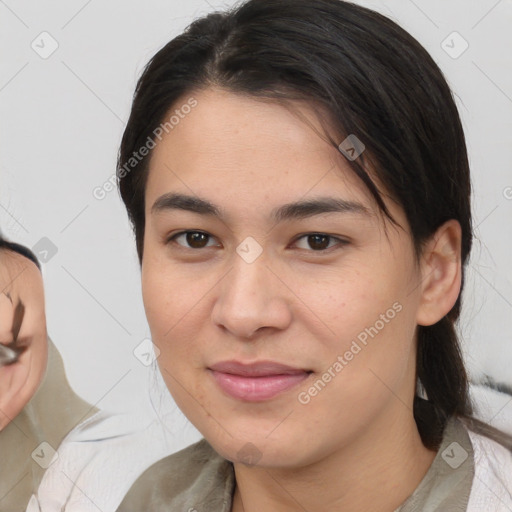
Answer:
[
  {"left": 141, "top": 87, "right": 463, "bottom": 511},
  {"left": 0, "top": 249, "right": 47, "bottom": 431}
]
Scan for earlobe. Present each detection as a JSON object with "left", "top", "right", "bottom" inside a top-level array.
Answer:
[{"left": 416, "top": 220, "right": 462, "bottom": 326}]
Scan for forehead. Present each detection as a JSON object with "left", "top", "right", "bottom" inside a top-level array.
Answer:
[{"left": 147, "top": 88, "right": 375, "bottom": 203}]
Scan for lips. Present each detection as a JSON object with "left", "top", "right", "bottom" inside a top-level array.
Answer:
[{"left": 208, "top": 360, "right": 312, "bottom": 401}]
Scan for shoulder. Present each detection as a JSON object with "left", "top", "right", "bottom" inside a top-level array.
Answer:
[
  {"left": 467, "top": 428, "right": 512, "bottom": 511},
  {"left": 116, "top": 438, "right": 234, "bottom": 512}
]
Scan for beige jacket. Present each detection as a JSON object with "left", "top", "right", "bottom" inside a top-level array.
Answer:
[{"left": 116, "top": 416, "right": 512, "bottom": 511}]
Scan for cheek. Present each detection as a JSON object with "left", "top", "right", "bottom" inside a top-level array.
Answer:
[
  {"left": 297, "top": 264, "right": 402, "bottom": 338},
  {"left": 141, "top": 265, "right": 204, "bottom": 410},
  {"left": 141, "top": 251, "right": 193, "bottom": 337},
  {"left": 308, "top": 259, "right": 419, "bottom": 379},
  {"left": 141, "top": 270, "right": 171, "bottom": 341},
  {"left": 141, "top": 256, "right": 212, "bottom": 372}
]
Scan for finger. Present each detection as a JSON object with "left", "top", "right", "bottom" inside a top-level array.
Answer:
[
  {"left": 11, "top": 300, "right": 24, "bottom": 341},
  {"left": 0, "top": 293, "right": 15, "bottom": 344},
  {"left": 15, "top": 297, "right": 47, "bottom": 348}
]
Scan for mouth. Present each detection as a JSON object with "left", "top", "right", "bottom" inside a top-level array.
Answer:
[{"left": 208, "top": 360, "right": 313, "bottom": 402}]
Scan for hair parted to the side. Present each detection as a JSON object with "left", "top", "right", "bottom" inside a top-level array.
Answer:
[{"left": 117, "top": 0, "right": 510, "bottom": 449}]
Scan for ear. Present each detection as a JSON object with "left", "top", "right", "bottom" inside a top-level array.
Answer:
[{"left": 416, "top": 219, "right": 462, "bottom": 326}]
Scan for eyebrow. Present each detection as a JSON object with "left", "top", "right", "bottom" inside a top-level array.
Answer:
[
  {"left": 152, "top": 193, "right": 221, "bottom": 217},
  {"left": 151, "top": 193, "right": 372, "bottom": 222}
]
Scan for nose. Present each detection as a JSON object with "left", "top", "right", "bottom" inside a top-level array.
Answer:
[{"left": 211, "top": 254, "right": 292, "bottom": 339}]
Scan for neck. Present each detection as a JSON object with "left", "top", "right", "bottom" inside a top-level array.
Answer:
[{"left": 231, "top": 406, "right": 436, "bottom": 512}]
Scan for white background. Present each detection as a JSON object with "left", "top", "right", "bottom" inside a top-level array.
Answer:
[{"left": 1, "top": 0, "right": 511, "bottom": 451}]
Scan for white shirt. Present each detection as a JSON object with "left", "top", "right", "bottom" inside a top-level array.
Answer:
[
  {"left": 467, "top": 428, "right": 512, "bottom": 511},
  {"left": 26, "top": 410, "right": 173, "bottom": 512}
]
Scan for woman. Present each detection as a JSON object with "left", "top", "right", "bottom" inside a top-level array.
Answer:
[{"left": 115, "top": 0, "right": 512, "bottom": 510}]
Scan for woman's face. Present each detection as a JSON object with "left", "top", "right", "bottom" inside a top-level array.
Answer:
[{"left": 141, "top": 87, "right": 426, "bottom": 467}]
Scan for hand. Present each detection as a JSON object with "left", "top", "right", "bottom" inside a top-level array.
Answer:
[{"left": 0, "top": 247, "right": 47, "bottom": 430}]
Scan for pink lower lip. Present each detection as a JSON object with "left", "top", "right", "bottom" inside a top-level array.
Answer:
[{"left": 209, "top": 370, "right": 310, "bottom": 402}]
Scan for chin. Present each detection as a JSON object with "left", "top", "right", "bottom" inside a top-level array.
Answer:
[{"left": 194, "top": 418, "right": 308, "bottom": 468}]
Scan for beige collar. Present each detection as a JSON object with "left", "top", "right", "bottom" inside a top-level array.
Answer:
[{"left": 117, "top": 416, "right": 475, "bottom": 512}]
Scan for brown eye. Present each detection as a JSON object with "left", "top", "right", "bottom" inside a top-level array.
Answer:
[
  {"left": 186, "top": 232, "right": 209, "bottom": 248},
  {"left": 307, "top": 234, "right": 330, "bottom": 250},
  {"left": 293, "top": 233, "right": 348, "bottom": 252},
  {"left": 170, "top": 231, "right": 217, "bottom": 249}
]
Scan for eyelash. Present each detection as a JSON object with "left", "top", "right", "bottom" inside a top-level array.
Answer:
[{"left": 167, "top": 231, "right": 349, "bottom": 253}]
